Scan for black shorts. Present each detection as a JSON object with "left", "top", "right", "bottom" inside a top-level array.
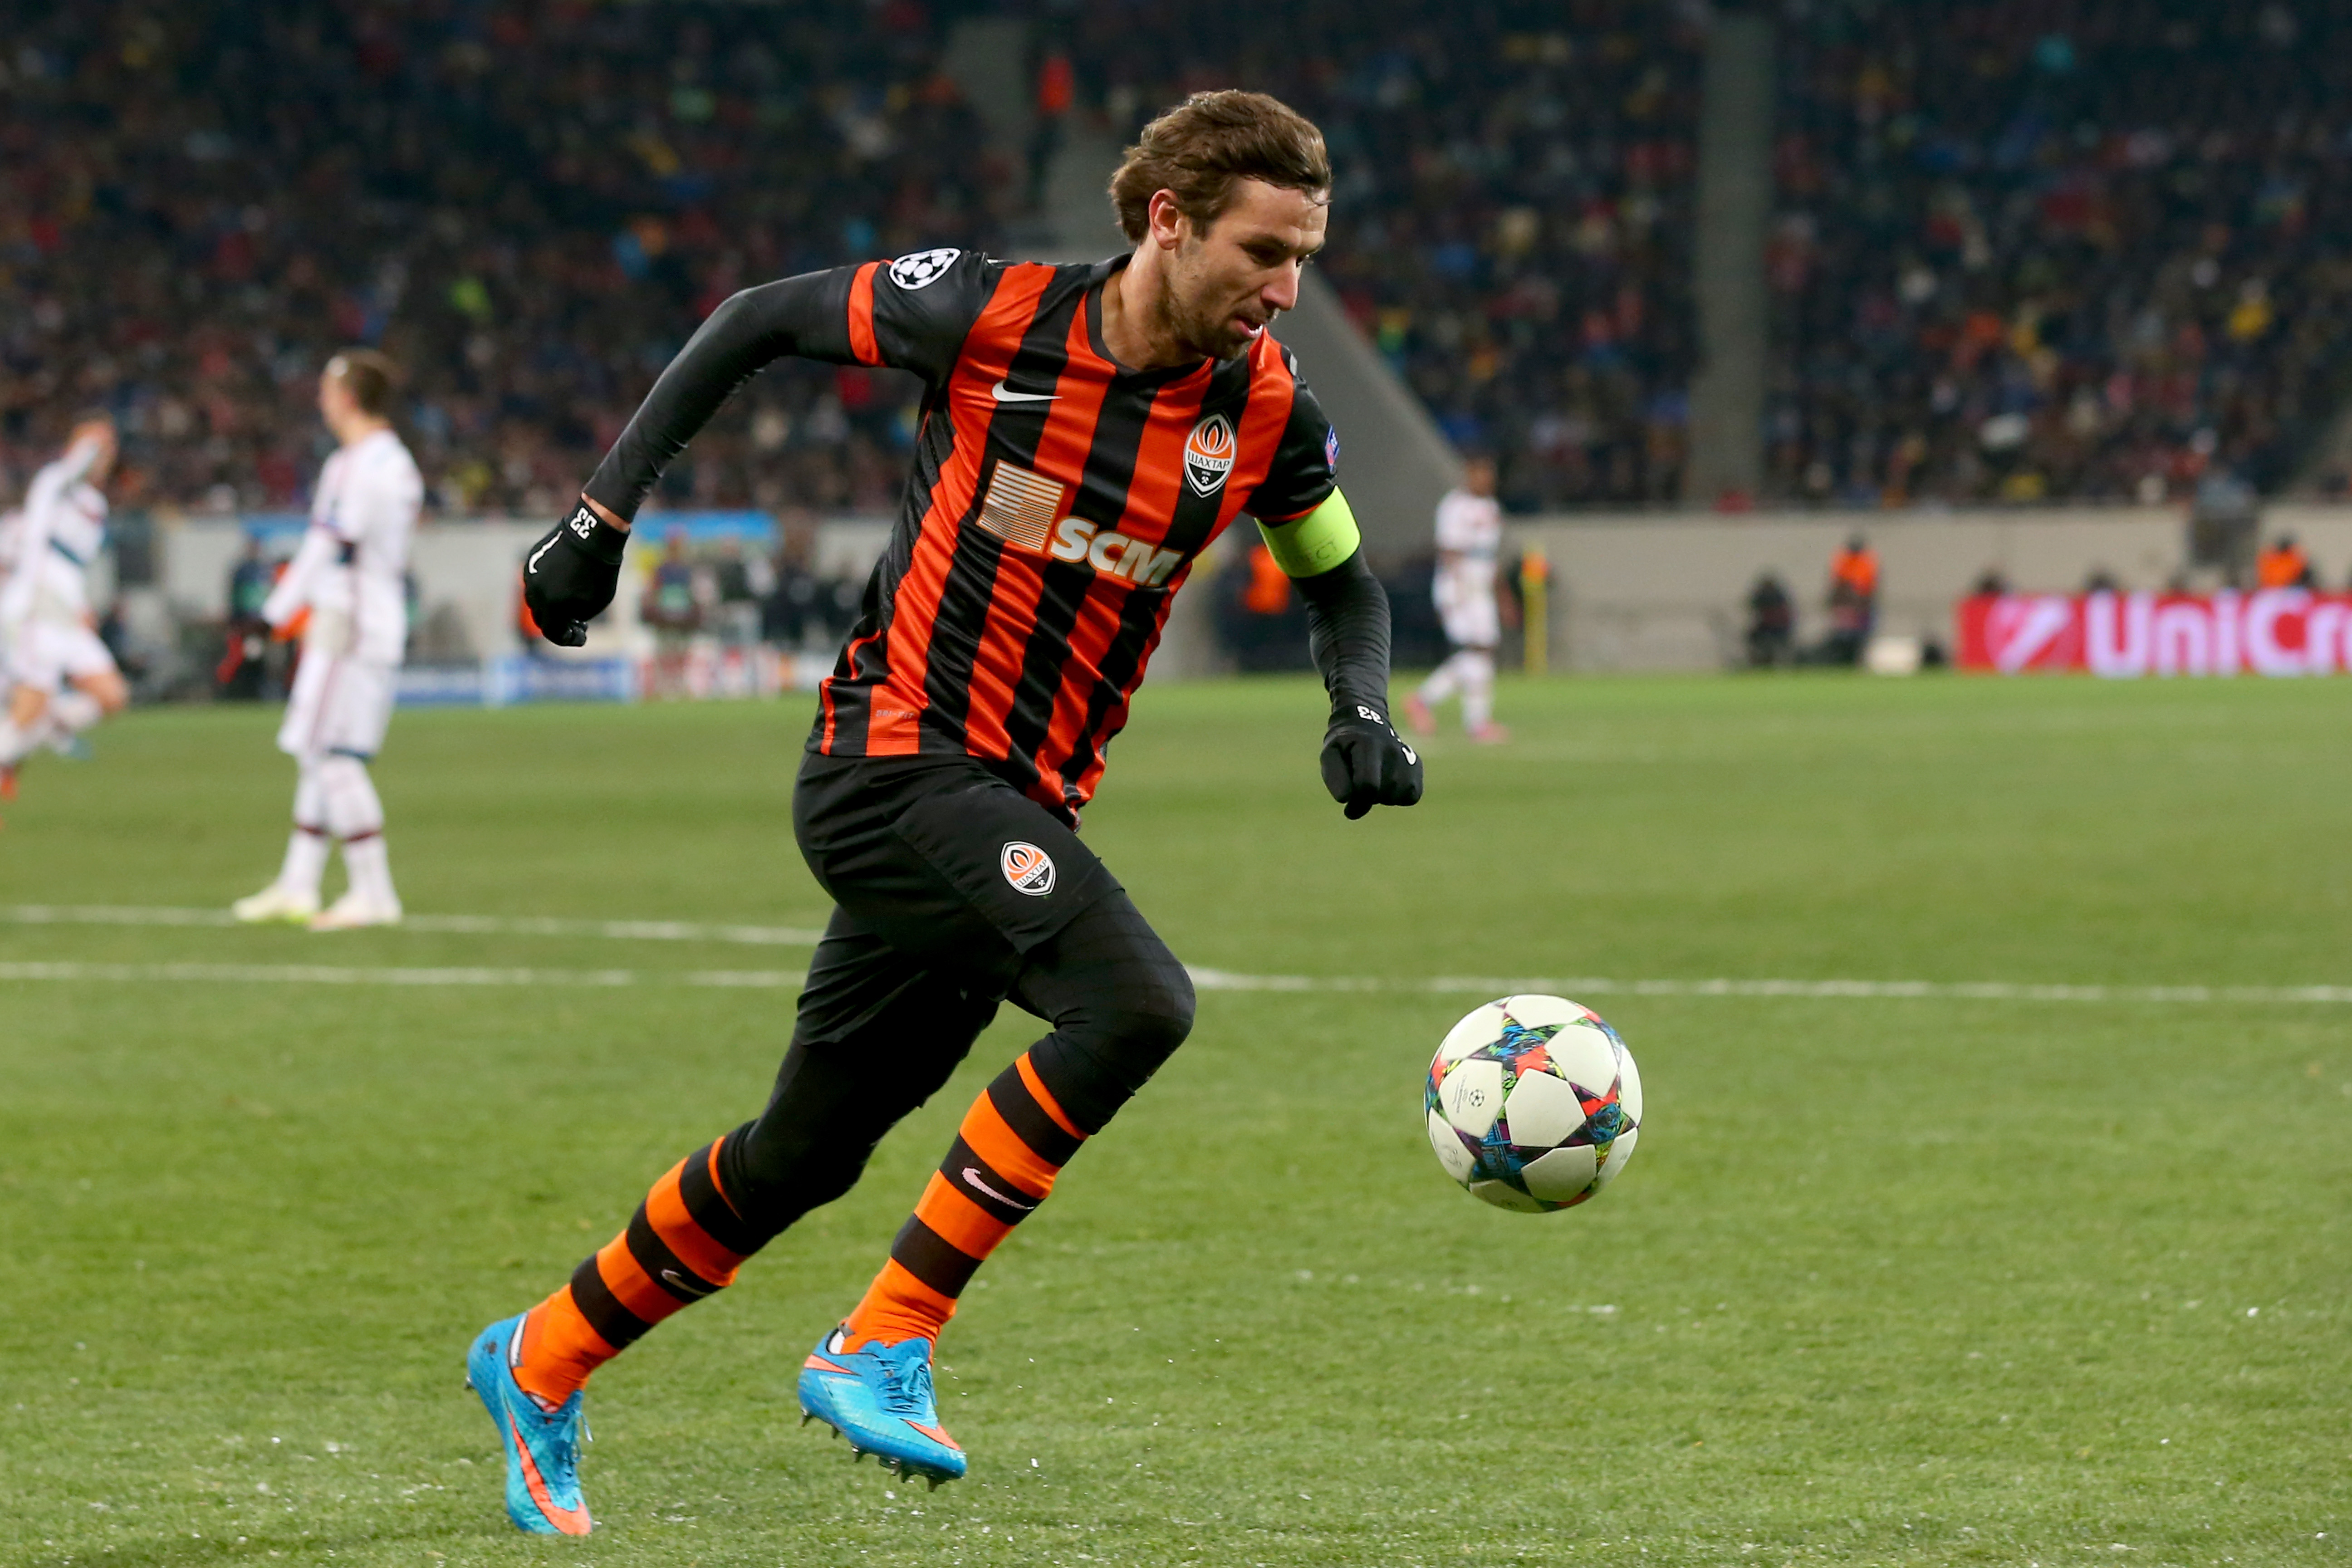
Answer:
[{"left": 789, "top": 751, "right": 1125, "bottom": 1041}]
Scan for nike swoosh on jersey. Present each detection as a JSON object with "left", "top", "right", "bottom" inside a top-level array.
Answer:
[
  {"left": 989, "top": 381, "right": 1059, "bottom": 403},
  {"left": 961, "top": 1167, "right": 1037, "bottom": 1210}
]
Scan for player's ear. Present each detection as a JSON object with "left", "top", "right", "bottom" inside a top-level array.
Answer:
[{"left": 1147, "top": 189, "right": 1189, "bottom": 251}]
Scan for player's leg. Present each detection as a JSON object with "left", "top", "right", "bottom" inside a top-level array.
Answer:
[
  {"left": 235, "top": 760, "right": 329, "bottom": 921},
  {"left": 507, "top": 911, "right": 1000, "bottom": 1406},
  {"left": 1408, "top": 646, "right": 1466, "bottom": 734},
  {"left": 308, "top": 662, "right": 402, "bottom": 928},
  {"left": 309, "top": 750, "right": 401, "bottom": 927},
  {"left": 245, "top": 652, "right": 339, "bottom": 918},
  {"left": 801, "top": 887, "right": 1191, "bottom": 1481},
  {"left": 0, "top": 669, "right": 57, "bottom": 799},
  {"left": 1460, "top": 647, "right": 1508, "bottom": 742},
  {"left": 0, "top": 683, "right": 48, "bottom": 779},
  {"left": 835, "top": 887, "right": 1191, "bottom": 1349},
  {"left": 473, "top": 909, "right": 998, "bottom": 1533},
  {"left": 42, "top": 660, "right": 122, "bottom": 757}
]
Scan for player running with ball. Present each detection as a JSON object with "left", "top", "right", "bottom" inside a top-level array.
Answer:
[{"left": 468, "top": 91, "right": 1421, "bottom": 1535}]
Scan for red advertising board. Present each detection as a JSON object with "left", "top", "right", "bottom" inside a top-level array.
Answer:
[{"left": 1958, "top": 591, "right": 2352, "bottom": 675}]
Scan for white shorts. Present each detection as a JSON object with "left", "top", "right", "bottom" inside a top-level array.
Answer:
[
  {"left": 8, "top": 618, "right": 118, "bottom": 694},
  {"left": 1440, "top": 601, "right": 1501, "bottom": 652},
  {"left": 278, "top": 652, "right": 397, "bottom": 760}
]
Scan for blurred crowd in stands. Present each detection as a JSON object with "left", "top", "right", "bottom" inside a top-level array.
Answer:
[
  {"left": 1068, "top": 0, "right": 1705, "bottom": 511},
  {"left": 11, "top": 0, "right": 2352, "bottom": 530},
  {"left": 1, "top": 0, "right": 998, "bottom": 516},
  {"left": 1769, "top": 2, "right": 2352, "bottom": 505}
]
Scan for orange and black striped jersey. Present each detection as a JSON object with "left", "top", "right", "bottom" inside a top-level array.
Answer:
[{"left": 589, "top": 249, "right": 1341, "bottom": 819}]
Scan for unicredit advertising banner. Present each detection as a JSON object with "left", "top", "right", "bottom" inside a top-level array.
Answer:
[{"left": 1959, "top": 591, "right": 2352, "bottom": 676}]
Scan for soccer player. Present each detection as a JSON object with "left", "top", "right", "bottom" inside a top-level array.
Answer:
[
  {"left": 1404, "top": 452, "right": 1510, "bottom": 742},
  {"left": 231, "top": 351, "right": 422, "bottom": 930},
  {"left": 467, "top": 90, "right": 1422, "bottom": 1535},
  {"left": 0, "top": 416, "right": 128, "bottom": 804}
]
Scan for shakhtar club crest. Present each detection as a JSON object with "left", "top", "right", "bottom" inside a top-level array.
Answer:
[{"left": 1183, "top": 412, "right": 1236, "bottom": 497}]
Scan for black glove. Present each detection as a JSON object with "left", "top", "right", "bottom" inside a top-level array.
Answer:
[
  {"left": 523, "top": 501, "right": 628, "bottom": 647},
  {"left": 1320, "top": 702, "right": 1424, "bottom": 820}
]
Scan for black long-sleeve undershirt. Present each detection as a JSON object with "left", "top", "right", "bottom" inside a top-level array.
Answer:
[
  {"left": 584, "top": 270, "right": 853, "bottom": 524},
  {"left": 1294, "top": 546, "right": 1395, "bottom": 720}
]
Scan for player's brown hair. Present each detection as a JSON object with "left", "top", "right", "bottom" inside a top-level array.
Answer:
[
  {"left": 1109, "top": 90, "right": 1331, "bottom": 244},
  {"left": 326, "top": 348, "right": 401, "bottom": 416}
]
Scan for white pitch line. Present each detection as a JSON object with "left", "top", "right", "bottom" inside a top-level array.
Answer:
[
  {"left": 1, "top": 905, "right": 828, "bottom": 946},
  {"left": 0, "top": 954, "right": 2347, "bottom": 1006},
  {"left": 0, "top": 960, "right": 795, "bottom": 989}
]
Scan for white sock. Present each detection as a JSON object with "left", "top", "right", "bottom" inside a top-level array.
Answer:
[
  {"left": 1460, "top": 650, "right": 1496, "bottom": 732},
  {"left": 49, "top": 690, "right": 102, "bottom": 733},
  {"left": 277, "top": 828, "right": 330, "bottom": 898},
  {"left": 316, "top": 755, "right": 384, "bottom": 838},
  {"left": 341, "top": 834, "right": 397, "bottom": 907},
  {"left": 1418, "top": 656, "right": 1464, "bottom": 706},
  {"left": 0, "top": 717, "right": 36, "bottom": 766}
]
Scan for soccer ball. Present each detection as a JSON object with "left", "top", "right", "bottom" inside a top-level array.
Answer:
[{"left": 1425, "top": 995, "right": 1642, "bottom": 1212}]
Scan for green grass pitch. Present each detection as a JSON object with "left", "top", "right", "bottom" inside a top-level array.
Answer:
[{"left": 2, "top": 673, "right": 2347, "bottom": 1567}]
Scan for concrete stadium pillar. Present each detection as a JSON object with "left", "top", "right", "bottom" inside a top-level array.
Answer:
[{"left": 1682, "top": 12, "right": 1775, "bottom": 507}]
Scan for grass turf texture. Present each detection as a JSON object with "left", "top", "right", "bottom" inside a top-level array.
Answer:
[{"left": 1, "top": 675, "right": 2346, "bottom": 1568}]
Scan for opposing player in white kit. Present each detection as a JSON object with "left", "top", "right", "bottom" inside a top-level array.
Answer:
[
  {"left": 0, "top": 416, "right": 130, "bottom": 805},
  {"left": 1404, "top": 453, "right": 1510, "bottom": 743},
  {"left": 233, "top": 352, "right": 421, "bottom": 930}
]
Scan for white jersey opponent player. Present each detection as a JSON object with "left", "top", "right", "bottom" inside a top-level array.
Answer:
[
  {"left": 233, "top": 351, "right": 421, "bottom": 930},
  {"left": 0, "top": 415, "right": 129, "bottom": 806},
  {"left": 1405, "top": 453, "right": 1510, "bottom": 743}
]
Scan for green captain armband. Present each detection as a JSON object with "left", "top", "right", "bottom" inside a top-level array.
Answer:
[{"left": 1257, "top": 489, "right": 1361, "bottom": 578}]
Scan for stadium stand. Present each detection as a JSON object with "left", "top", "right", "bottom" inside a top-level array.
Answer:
[
  {"left": 1067, "top": 0, "right": 1706, "bottom": 511},
  {"left": 0, "top": 1, "right": 1002, "bottom": 515},
  {"left": 16, "top": 4, "right": 2352, "bottom": 523},
  {"left": 1769, "top": 2, "right": 2352, "bottom": 505}
]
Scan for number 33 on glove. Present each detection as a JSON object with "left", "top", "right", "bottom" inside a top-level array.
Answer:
[
  {"left": 1321, "top": 704, "right": 1425, "bottom": 820},
  {"left": 522, "top": 501, "right": 629, "bottom": 647}
]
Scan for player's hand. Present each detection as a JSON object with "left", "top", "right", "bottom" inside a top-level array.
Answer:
[
  {"left": 1320, "top": 702, "right": 1424, "bottom": 820},
  {"left": 523, "top": 499, "right": 628, "bottom": 647}
]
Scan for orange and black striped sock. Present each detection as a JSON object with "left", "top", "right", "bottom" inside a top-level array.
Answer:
[
  {"left": 511, "top": 1138, "right": 755, "bottom": 1408},
  {"left": 841, "top": 1049, "right": 1086, "bottom": 1350}
]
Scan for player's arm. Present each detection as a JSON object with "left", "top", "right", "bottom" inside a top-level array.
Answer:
[
  {"left": 1262, "top": 490, "right": 1423, "bottom": 820},
  {"left": 520, "top": 268, "right": 865, "bottom": 643},
  {"left": 262, "top": 521, "right": 338, "bottom": 629},
  {"left": 524, "top": 252, "right": 990, "bottom": 645},
  {"left": 1246, "top": 374, "right": 1420, "bottom": 819},
  {"left": 0, "top": 441, "right": 94, "bottom": 627}
]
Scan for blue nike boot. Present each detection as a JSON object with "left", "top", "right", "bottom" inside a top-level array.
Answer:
[
  {"left": 797, "top": 1326, "right": 968, "bottom": 1487},
  {"left": 466, "top": 1314, "right": 593, "bottom": 1535}
]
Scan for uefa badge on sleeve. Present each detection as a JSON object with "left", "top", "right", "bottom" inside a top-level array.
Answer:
[{"left": 888, "top": 248, "right": 961, "bottom": 290}]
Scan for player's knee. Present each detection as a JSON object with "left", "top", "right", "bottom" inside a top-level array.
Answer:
[
  {"left": 80, "top": 673, "right": 128, "bottom": 714},
  {"left": 1046, "top": 966, "right": 1195, "bottom": 1121},
  {"left": 725, "top": 1114, "right": 878, "bottom": 1245},
  {"left": 1115, "top": 969, "right": 1196, "bottom": 1066}
]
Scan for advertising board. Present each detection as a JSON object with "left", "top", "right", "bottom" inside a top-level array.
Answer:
[{"left": 1958, "top": 591, "right": 2352, "bottom": 676}]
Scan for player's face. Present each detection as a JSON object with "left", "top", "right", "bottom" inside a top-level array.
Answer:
[
  {"left": 1165, "top": 179, "right": 1328, "bottom": 360},
  {"left": 318, "top": 370, "right": 356, "bottom": 426}
]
